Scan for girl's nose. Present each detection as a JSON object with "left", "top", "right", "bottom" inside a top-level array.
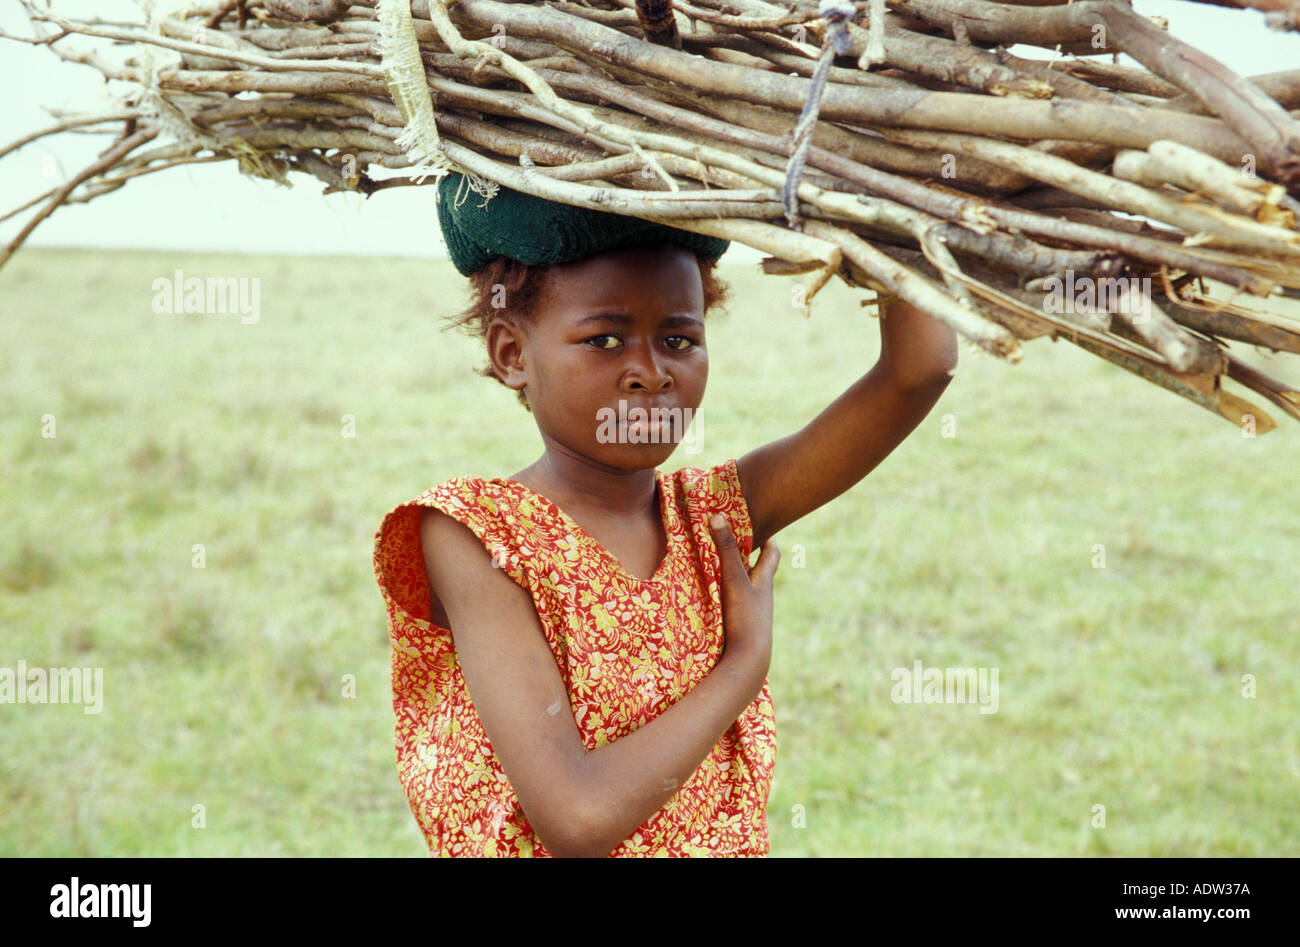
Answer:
[{"left": 621, "top": 342, "right": 673, "bottom": 392}]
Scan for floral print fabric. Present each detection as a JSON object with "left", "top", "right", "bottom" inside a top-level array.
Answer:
[{"left": 372, "top": 457, "right": 777, "bottom": 856}]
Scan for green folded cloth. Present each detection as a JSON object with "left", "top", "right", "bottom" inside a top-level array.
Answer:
[{"left": 436, "top": 171, "right": 730, "bottom": 276}]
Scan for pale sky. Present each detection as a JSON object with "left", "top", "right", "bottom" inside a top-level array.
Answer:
[{"left": 1, "top": 0, "right": 1296, "bottom": 261}]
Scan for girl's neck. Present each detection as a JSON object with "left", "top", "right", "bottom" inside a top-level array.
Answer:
[{"left": 513, "top": 450, "right": 658, "bottom": 520}]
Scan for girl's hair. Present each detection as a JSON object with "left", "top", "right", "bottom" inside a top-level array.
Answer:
[{"left": 442, "top": 248, "right": 733, "bottom": 413}]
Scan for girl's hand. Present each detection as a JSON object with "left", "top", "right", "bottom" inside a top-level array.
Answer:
[{"left": 708, "top": 513, "right": 779, "bottom": 680}]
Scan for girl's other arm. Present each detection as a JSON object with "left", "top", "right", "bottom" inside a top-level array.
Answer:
[{"left": 420, "top": 508, "right": 775, "bottom": 858}]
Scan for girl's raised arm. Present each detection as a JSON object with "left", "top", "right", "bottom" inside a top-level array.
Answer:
[
  {"left": 419, "top": 507, "right": 775, "bottom": 858},
  {"left": 739, "top": 297, "right": 958, "bottom": 548}
]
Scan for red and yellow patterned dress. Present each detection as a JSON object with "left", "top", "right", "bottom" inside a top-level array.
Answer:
[{"left": 372, "top": 457, "right": 777, "bottom": 856}]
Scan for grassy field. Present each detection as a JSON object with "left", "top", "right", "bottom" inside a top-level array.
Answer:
[{"left": 2, "top": 246, "right": 1298, "bottom": 857}]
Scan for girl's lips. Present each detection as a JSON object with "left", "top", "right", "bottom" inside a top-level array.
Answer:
[{"left": 620, "top": 416, "right": 674, "bottom": 438}]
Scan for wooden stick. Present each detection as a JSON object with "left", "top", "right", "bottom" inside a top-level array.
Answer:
[{"left": 1, "top": 124, "right": 160, "bottom": 271}]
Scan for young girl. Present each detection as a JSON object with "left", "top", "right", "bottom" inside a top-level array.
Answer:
[{"left": 373, "top": 171, "right": 958, "bottom": 857}]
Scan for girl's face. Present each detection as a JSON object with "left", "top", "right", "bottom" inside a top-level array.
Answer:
[{"left": 490, "top": 243, "right": 708, "bottom": 471}]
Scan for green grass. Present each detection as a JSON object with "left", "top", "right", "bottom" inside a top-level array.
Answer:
[{"left": 2, "top": 247, "right": 1298, "bottom": 856}]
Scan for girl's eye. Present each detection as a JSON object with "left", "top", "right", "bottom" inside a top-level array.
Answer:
[{"left": 585, "top": 335, "right": 698, "bottom": 351}]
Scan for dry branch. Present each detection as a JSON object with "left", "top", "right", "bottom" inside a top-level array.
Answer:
[{"left": 3, "top": 0, "right": 1299, "bottom": 432}]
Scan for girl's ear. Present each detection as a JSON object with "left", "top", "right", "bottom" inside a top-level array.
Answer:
[{"left": 486, "top": 317, "right": 528, "bottom": 392}]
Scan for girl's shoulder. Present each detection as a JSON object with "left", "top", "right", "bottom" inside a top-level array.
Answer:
[
  {"left": 410, "top": 471, "right": 499, "bottom": 504},
  {"left": 662, "top": 457, "right": 755, "bottom": 559},
  {"left": 405, "top": 472, "right": 541, "bottom": 548},
  {"left": 666, "top": 456, "right": 746, "bottom": 502},
  {"left": 373, "top": 474, "right": 531, "bottom": 630},
  {"left": 392, "top": 473, "right": 535, "bottom": 531},
  {"left": 666, "top": 456, "right": 748, "bottom": 506}
]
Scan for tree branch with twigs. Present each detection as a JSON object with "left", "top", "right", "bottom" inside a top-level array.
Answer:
[{"left": 2, "top": 0, "right": 1298, "bottom": 431}]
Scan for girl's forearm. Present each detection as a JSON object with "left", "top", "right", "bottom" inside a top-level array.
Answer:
[{"left": 557, "top": 648, "right": 767, "bottom": 858}]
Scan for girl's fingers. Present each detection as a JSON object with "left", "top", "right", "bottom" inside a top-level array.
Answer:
[
  {"left": 711, "top": 514, "right": 778, "bottom": 582},
  {"left": 750, "top": 538, "right": 780, "bottom": 579},
  {"left": 709, "top": 514, "right": 743, "bottom": 574}
]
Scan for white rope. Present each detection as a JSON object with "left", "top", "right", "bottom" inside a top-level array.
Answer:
[
  {"left": 376, "top": 0, "right": 455, "bottom": 185},
  {"left": 136, "top": 0, "right": 225, "bottom": 156}
]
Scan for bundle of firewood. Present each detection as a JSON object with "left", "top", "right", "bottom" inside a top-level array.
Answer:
[{"left": 3, "top": 0, "right": 1299, "bottom": 430}]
